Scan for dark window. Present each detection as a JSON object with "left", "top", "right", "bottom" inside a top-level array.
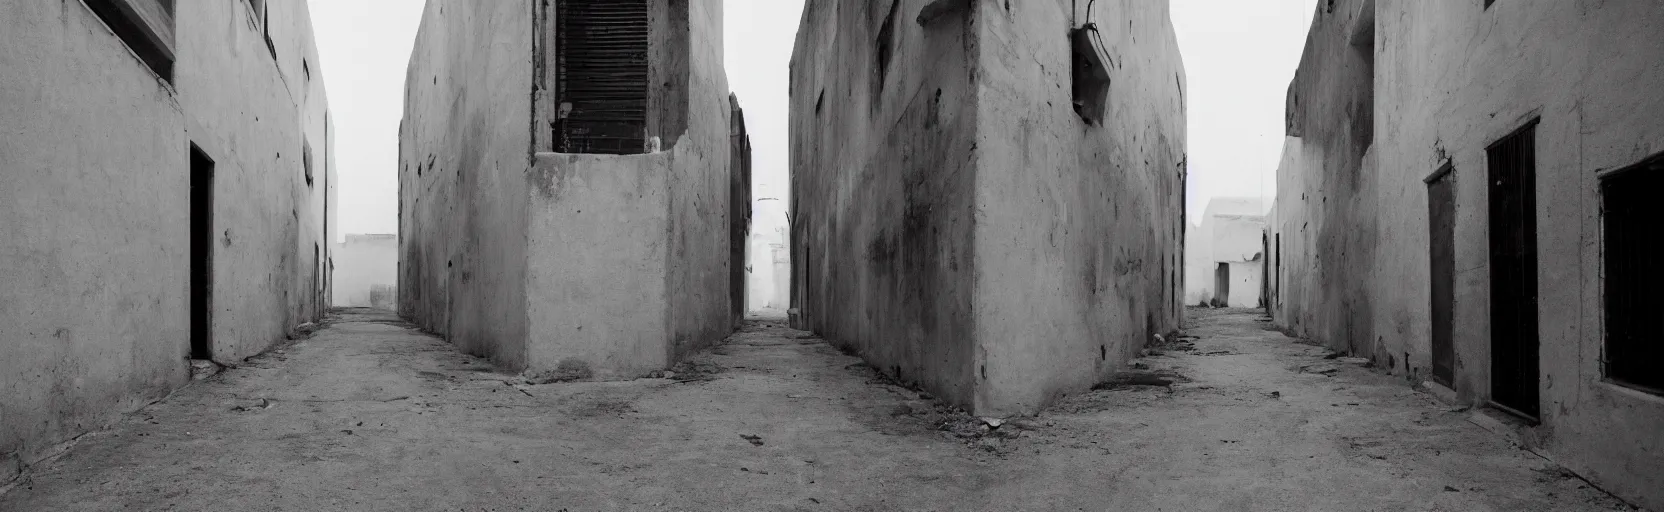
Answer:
[
  {"left": 554, "top": 0, "right": 649, "bottom": 154},
  {"left": 1602, "top": 153, "right": 1664, "bottom": 395},
  {"left": 873, "top": 1, "right": 899, "bottom": 104},
  {"left": 85, "top": 0, "right": 176, "bottom": 82},
  {"left": 1070, "top": 24, "right": 1112, "bottom": 124},
  {"left": 302, "top": 141, "right": 314, "bottom": 186}
]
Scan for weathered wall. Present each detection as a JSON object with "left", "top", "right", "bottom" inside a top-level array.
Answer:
[
  {"left": 398, "top": 0, "right": 533, "bottom": 368},
  {"left": 790, "top": 0, "right": 984, "bottom": 408},
  {"left": 1268, "top": 0, "right": 1378, "bottom": 359},
  {"left": 790, "top": 0, "right": 1184, "bottom": 414},
  {"left": 661, "top": 0, "right": 737, "bottom": 362},
  {"left": 729, "top": 95, "right": 753, "bottom": 326},
  {"left": 972, "top": 0, "right": 1187, "bottom": 413},
  {"left": 525, "top": 153, "right": 670, "bottom": 377},
  {"left": 177, "top": 0, "right": 335, "bottom": 355},
  {"left": 1377, "top": 1, "right": 1664, "bottom": 507},
  {"left": 1273, "top": 1, "right": 1664, "bottom": 507},
  {"left": 333, "top": 234, "right": 398, "bottom": 309},
  {"left": 0, "top": 0, "right": 331, "bottom": 473},
  {"left": 404, "top": 0, "right": 737, "bottom": 377}
]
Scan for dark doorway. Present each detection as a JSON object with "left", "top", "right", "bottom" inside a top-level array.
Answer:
[
  {"left": 1486, "top": 121, "right": 1540, "bottom": 420},
  {"left": 1427, "top": 164, "right": 1456, "bottom": 388},
  {"left": 1214, "top": 263, "right": 1230, "bottom": 307},
  {"left": 190, "top": 144, "right": 215, "bottom": 360}
]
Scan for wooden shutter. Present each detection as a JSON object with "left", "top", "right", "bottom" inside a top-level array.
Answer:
[{"left": 555, "top": 0, "right": 650, "bottom": 155}]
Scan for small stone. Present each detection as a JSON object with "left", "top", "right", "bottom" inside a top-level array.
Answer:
[
  {"left": 1443, "top": 485, "right": 1460, "bottom": 492},
  {"left": 980, "top": 417, "right": 1004, "bottom": 429}
]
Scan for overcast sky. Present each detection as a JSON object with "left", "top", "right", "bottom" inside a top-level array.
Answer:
[{"left": 309, "top": 0, "right": 1316, "bottom": 239}]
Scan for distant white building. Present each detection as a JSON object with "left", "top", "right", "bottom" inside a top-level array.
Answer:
[
  {"left": 1185, "top": 197, "right": 1267, "bottom": 307},
  {"left": 333, "top": 234, "right": 397, "bottom": 310},
  {"left": 746, "top": 197, "right": 790, "bottom": 315}
]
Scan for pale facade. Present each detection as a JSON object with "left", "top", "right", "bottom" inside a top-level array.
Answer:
[
  {"left": 1183, "top": 197, "right": 1267, "bottom": 308},
  {"left": 790, "top": 0, "right": 1186, "bottom": 414},
  {"left": 333, "top": 234, "right": 398, "bottom": 310},
  {"left": 1268, "top": 1, "right": 1664, "bottom": 508},
  {"left": 398, "top": 0, "right": 747, "bottom": 379},
  {"left": 0, "top": 0, "right": 334, "bottom": 479}
]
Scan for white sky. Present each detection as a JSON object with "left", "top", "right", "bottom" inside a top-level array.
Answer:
[{"left": 310, "top": 0, "right": 1316, "bottom": 239}]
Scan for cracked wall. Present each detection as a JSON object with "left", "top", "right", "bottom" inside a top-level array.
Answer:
[{"left": 400, "top": 0, "right": 738, "bottom": 378}]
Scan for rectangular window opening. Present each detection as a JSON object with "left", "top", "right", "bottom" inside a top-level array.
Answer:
[
  {"left": 85, "top": 0, "right": 176, "bottom": 82},
  {"left": 554, "top": 0, "right": 650, "bottom": 155},
  {"left": 1602, "top": 153, "right": 1664, "bottom": 395}
]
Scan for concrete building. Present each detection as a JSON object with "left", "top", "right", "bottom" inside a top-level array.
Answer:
[
  {"left": 398, "top": 0, "right": 747, "bottom": 380},
  {"left": 1184, "top": 197, "right": 1266, "bottom": 308},
  {"left": 789, "top": 0, "right": 1186, "bottom": 415},
  {"left": 0, "top": 0, "right": 334, "bottom": 479},
  {"left": 1267, "top": 1, "right": 1664, "bottom": 508},
  {"left": 333, "top": 234, "right": 398, "bottom": 310}
]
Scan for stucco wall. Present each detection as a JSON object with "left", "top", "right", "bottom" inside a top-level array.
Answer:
[
  {"left": 525, "top": 153, "right": 670, "bottom": 377},
  {"left": 972, "top": 0, "right": 1185, "bottom": 413},
  {"left": 790, "top": 0, "right": 984, "bottom": 409},
  {"left": 398, "top": 0, "right": 533, "bottom": 368},
  {"left": 790, "top": 0, "right": 1184, "bottom": 414},
  {"left": 401, "top": 0, "right": 737, "bottom": 377},
  {"left": 333, "top": 234, "right": 398, "bottom": 309},
  {"left": 1268, "top": 0, "right": 1378, "bottom": 360},
  {"left": 1272, "top": 1, "right": 1664, "bottom": 507},
  {"left": 0, "top": 0, "right": 331, "bottom": 472},
  {"left": 661, "top": 0, "right": 737, "bottom": 363}
]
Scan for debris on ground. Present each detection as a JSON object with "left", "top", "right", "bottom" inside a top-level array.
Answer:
[
  {"left": 230, "top": 398, "right": 273, "bottom": 412},
  {"left": 524, "top": 359, "right": 594, "bottom": 384},
  {"left": 666, "top": 360, "right": 724, "bottom": 382},
  {"left": 1092, "top": 369, "right": 1189, "bottom": 390},
  {"left": 287, "top": 321, "right": 326, "bottom": 340},
  {"left": 739, "top": 434, "right": 765, "bottom": 446},
  {"left": 1298, "top": 363, "right": 1341, "bottom": 376},
  {"left": 190, "top": 359, "right": 223, "bottom": 381}
]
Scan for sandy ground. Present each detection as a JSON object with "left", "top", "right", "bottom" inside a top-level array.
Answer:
[{"left": 0, "top": 307, "right": 1637, "bottom": 511}]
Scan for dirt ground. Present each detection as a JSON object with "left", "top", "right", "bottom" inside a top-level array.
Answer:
[{"left": 0, "top": 307, "right": 1637, "bottom": 511}]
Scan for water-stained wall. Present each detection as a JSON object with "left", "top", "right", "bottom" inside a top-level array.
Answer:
[
  {"left": 1271, "top": 1, "right": 1664, "bottom": 507},
  {"left": 0, "top": 0, "right": 333, "bottom": 477},
  {"left": 398, "top": 0, "right": 535, "bottom": 368},
  {"left": 790, "top": 0, "right": 984, "bottom": 410},
  {"left": 790, "top": 0, "right": 1185, "bottom": 415},
  {"left": 971, "top": 0, "right": 1186, "bottom": 413},
  {"left": 401, "top": 0, "right": 738, "bottom": 378}
]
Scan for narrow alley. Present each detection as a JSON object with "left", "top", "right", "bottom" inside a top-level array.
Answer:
[{"left": 0, "top": 308, "right": 1628, "bottom": 511}]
